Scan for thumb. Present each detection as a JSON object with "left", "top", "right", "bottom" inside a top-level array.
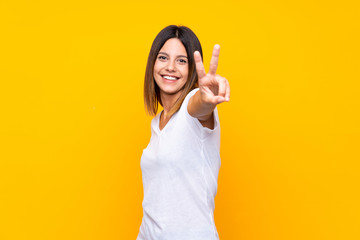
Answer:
[{"left": 215, "top": 96, "right": 226, "bottom": 104}]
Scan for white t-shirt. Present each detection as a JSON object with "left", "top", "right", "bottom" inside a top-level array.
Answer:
[{"left": 137, "top": 88, "right": 221, "bottom": 240}]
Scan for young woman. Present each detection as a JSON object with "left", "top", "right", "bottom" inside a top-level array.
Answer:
[{"left": 137, "top": 25, "right": 230, "bottom": 240}]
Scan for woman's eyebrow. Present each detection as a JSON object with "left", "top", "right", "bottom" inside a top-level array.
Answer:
[{"left": 158, "top": 52, "right": 188, "bottom": 58}]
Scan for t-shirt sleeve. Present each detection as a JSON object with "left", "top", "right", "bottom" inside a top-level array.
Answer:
[{"left": 179, "top": 88, "right": 220, "bottom": 140}]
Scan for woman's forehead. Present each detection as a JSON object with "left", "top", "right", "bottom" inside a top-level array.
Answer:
[{"left": 159, "top": 38, "right": 187, "bottom": 56}]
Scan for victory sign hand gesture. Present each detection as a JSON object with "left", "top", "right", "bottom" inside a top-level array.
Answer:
[{"left": 194, "top": 44, "right": 230, "bottom": 105}]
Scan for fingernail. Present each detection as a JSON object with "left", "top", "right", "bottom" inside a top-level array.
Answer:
[{"left": 225, "top": 97, "right": 229, "bottom": 101}]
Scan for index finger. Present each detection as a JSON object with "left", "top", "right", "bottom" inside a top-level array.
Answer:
[
  {"left": 209, "top": 44, "right": 220, "bottom": 75},
  {"left": 194, "top": 50, "right": 206, "bottom": 79}
]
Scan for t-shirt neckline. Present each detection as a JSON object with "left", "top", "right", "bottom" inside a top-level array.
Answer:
[{"left": 157, "top": 110, "right": 177, "bottom": 133}]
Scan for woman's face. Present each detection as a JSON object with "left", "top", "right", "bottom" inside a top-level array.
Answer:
[{"left": 153, "top": 38, "right": 189, "bottom": 97}]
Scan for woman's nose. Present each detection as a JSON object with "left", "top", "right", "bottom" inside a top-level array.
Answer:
[{"left": 166, "top": 61, "right": 176, "bottom": 72}]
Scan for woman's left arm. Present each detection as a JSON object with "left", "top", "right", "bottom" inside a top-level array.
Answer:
[{"left": 188, "top": 44, "right": 230, "bottom": 129}]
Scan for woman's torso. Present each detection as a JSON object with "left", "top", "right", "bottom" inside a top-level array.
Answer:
[{"left": 137, "top": 88, "right": 221, "bottom": 240}]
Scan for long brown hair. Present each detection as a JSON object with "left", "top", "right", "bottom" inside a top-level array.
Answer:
[{"left": 144, "top": 25, "right": 203, "bottom": 116}]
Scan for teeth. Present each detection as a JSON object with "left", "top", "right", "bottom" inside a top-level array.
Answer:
[{"left": 163, "top": 75, "right": 178, "bottom": 80}]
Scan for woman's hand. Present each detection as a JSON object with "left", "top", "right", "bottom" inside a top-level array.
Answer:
[
  {"left": 194, "top": 44, "right": 230, "bottom": 105},
  {"left": 187, "top": 44, "right": 230, "bottom": 127}
]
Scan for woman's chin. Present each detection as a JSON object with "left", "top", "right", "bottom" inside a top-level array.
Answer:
[{"left": 159, "top": 87, "right": 183, "bottom": 96}]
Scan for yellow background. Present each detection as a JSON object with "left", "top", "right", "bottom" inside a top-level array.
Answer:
[{"left": 1, "top": 0, "right": 359, "bottom": 239}]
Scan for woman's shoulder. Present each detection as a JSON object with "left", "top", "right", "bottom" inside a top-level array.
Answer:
[
  {"left": 180, "top": 88, "right": 199, "bottom": 110},
  {"left": 185, "top": 88, "right": 200, "bottom": 99},
  {"left": 149, "top": 111, "right": 161, "bottom": 130}
]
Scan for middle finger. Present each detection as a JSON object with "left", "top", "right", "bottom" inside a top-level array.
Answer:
[{"left": 209, "top": 44, "right": 220, "bottom": 76}]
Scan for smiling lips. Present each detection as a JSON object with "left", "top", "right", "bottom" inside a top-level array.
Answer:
[{"left": 161, "top": 75, "right": 180, "bottom": 81}]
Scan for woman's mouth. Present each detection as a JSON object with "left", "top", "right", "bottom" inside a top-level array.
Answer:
[{"left": 161, "top": 75, "right": 180, "bottom": 81}]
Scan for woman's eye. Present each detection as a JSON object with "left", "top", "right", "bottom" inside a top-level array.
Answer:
[
  {"left": 178, "top": 59, "right": 187, "bottom": 63},
  {"left": 158, "top": 56, "right": 167, "bottom": 60}
]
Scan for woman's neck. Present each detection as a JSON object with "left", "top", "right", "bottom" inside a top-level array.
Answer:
[{"left": 160, "top": 90, "right": 183, "bottom": 118}]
